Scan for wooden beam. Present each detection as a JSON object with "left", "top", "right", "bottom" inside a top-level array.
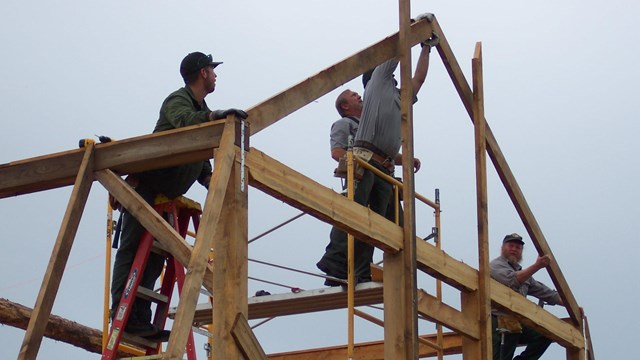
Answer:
[
  {"left": 490, "top": 279, "right": 583, "bottom": 349},
  {"left": 432, "top": 17, "right": 582, "bottom": 326},
  {"left": 460, "top": 291, "right": 481, "bottom": 360},
  {"left": 164, "top": 118, "right": 237, "bottom": 359},
  {"left": 0, "top": 298, "right": 130, "bottom": 357},
  {"left": 416, "top": 290, "right": 479, "bottom": 340},
  {"left": 472, "top": 41, "right": 492, "bottom": 360},
  {"left": 383, "top": 251, "right": 406, "bottom": 359},
  {"left": 19, "top": 143, "right": 95, "bottom": 360},
  {"left": 231, "top": 313, "right": 268, "bottom": 360},
  {"left": 267, "top": 332, "right": 463, "bottom": 359},
  {"left": 213, "top": 149, "right": 249, "bottom": 359},
  {"left": 247, "top": 19, "right": 433, "bottom": 136},
  {"left": 182, "top": 282, "right": 384, "bottom": 324},
  {"left": 246, "top": 148, "right": 402, "bottom": 253},
  {"left": 95, "top": 169, "right": 214, "bottom": 294},
  {"left": 397, "top": 1, "right": 419, "bottom": 359},
  {"left": 0, "top": 121, "right": 225, "bottom": 199}
]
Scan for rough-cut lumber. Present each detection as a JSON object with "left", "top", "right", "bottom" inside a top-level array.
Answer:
[
  {"left": 417, "top": 290, "right": 479, "bottom": 340},
  {"left": 472, "top": 41, "right": 492, "bottom": 360},
  {"left": 0, "top": 120, "right": 225, "bottom": 199},
  {"left": 246, "top": 148, "right": 402, "bottom": 253},
  {"left": 20, "top": 143, "right": 94, "bottom": 360},
  {"left": 247, "top": 19, "right": 433, "bottom": 136},
  {"left": 165, "top": 119, "right": 237, "bottom": 359},
  {"left": 0, "top": 298, "right": 129, "bottom": 357},
  {"left": 432, "top": 17, "right": 582, "bottom": 326},
  {"left": 178, "top": 282, "right": 384, "bottom": 324},
  {"left": 267, "top": 332, "right": 463, "bottom": 359},
  {"left": 231, "top": 313, "right": 268, "bottom": 360}
]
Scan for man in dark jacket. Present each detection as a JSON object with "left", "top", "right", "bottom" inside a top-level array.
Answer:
[{"left": 110, "top": 51, "right": 247, "bottom": 337}]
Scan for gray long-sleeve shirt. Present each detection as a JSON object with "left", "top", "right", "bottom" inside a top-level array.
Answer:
[{"left": 490, "top": 255, "right": 561, "bottom": 314}]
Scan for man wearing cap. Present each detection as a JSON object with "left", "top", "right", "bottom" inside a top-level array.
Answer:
[
  {"left": 110, "top": 51, "right": 247, "bottom": 338},
  {"left": 490, "top": 233, "right": 565, "bottom": 359}
]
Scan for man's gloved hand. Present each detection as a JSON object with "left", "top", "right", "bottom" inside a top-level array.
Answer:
[
  {"left": 212, "top": 108, "right": 248, "bottom": 120},
  {"left": 421, "top": 31, "right": 440, "bottom": 50},
  {"left": 413, "top": 12, "right": 434, "bottom": 23}
]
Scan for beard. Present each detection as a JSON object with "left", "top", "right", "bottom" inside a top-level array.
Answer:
[{"left": 502, "top": 249, "right": 522, "bottom": 264}]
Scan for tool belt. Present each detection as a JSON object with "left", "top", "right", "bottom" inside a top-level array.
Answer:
[
  {"left": 353, "top": 141, "right": 395, "bottom": 173},
  {"left": 334, "top": 154, "right": 364, "bottom": 180},
  {"left": 497, "top": 315, "right": 523, "bottom": 334}
]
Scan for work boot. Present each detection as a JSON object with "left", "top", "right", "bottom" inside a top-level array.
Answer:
[
  {"left": 144, "top": 329, "right": 171, "bottom": 342},
  {"left": 125, "top": 321, "right": 159, "bottom": 337}
]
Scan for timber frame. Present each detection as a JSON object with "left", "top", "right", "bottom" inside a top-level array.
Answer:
[{"left": 0, "top": 13, "right": 594, "bottom": 360}]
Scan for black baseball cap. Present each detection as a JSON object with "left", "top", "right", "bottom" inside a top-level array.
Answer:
[
  {"left": 503, "top": 233, "right": 524, "bottom": 245},
  {"left": 180, "top": 52, "right": 223, "bottom": 79}
]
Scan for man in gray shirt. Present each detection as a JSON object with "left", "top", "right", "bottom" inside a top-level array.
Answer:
[
  {"left": 490, "top": 233, "right": 565, "bottom": 360},
  {"left": 316, "top": 16, "right": 435, "bottom": 285}
]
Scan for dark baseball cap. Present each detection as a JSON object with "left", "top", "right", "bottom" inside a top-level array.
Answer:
[
  {"left": 503, "top": 233, "right": 524, "bottom": 245},
  {"left": 180, "top": 52, "right": 223, "bottom": 78}
]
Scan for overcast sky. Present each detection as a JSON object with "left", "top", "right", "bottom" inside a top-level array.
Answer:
[{"left": 1, "top": 0, "right": 637, "bottom": 359}]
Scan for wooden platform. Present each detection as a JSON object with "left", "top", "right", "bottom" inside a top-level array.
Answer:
[{"left": 170, "top": 282, "right": 384, "bottom": 325}]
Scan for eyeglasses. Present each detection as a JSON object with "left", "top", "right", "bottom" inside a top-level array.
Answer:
[{"left": 196, "top": 54, "right": 213, "bottom": 69}]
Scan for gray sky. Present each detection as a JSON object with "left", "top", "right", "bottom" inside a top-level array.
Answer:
[{"left": 1, "top": 0, "right": 636, "bottom": 358}]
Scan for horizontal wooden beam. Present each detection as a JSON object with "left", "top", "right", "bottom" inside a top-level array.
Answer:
[
  {"left": 181, "top": 282, "right": 384, "bottom": 324},
  {"left": 267, "top": 332, "right": 462, "bottom": 359},
  {"left": 417, "top": 289, "right": 479, "bottom": 340},
  {"left": 0, "top": 121, "right": 225, "bottom": 199},
  {"left": 246, "top": 148, "right": 402, "bottom": 253}
]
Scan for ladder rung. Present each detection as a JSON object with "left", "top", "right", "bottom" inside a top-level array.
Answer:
[
  {"left": 121, "top": 332, "right": 159, "bottom": 349},
  {"left": 136, "top": 287, "right": 169, "bottom": 304}
]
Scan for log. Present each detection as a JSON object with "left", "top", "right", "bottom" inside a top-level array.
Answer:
[{"left": 0, "top": 298, "right": 125, "bottom": 357}]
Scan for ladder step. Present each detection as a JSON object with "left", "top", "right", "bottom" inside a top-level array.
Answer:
[
  {"left": 121, "top": 332, "right": 159, "bottom": 349},
  {"left": 136, "top": 286, "right": 169, "bottom": 304}
]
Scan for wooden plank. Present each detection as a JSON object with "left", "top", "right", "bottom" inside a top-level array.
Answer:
[
  {"left": 95, "top": 169, "right": 215, "bottom": 294},
  {"left": 460, "top": 291, "right": 481, "bottom": 360},
  {"left": 584, "top": 315, "right": 595, "bottom": 360},
  {"left": 472, "top": 41, "right": 492, "bottom": 360},
  {"left": 490, "top": 279, "right": 583, "bottom": 349},
  {"left": 231, "top": 313, "right": 268, "bottom": 360},
  {"left": 247, "top": 19, "right": 434, "bottom": 136},
  {"left": 416, "top": 290, "right": 479, "bottom": 340},
  {"left": 267, "top": 332, "right": 463, "bottom": 360},
  {"left": 0, "top": 298, "right": 130, "bottom": 357},
  {"left": 0, "top": 121, "right": 225, "bottom": 199},
  {"left": 182, "top": 282, "right": 384, "bottom": 324},
  {"left": 383, "top": 251, "right": 405, "bottom": 359},
  {"left": 432, "top": 17, "right": 582, "bottom": 326},
  {"left": 397, "top": 1, "right": 419, "bottom": 359},
  {"left": 164, "top": 119, "right": 237, "bottom": 359},
  {"left": 246, "top": 148, "right": 402, "bottom": 253},
  {"left": 213, "top": 149, "right": 249, "bottom": 359},
  {"left": 19, "top": 143, "right": 95, "bottom": 360}
]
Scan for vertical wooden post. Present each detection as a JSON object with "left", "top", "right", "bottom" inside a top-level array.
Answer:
[
  {"left": 386, "top": 0, "right": 419, "bottom": 358},
  {"left": 164, "top": 119, "right": 237, "bottom": 359},
  {"left": 19, "top": 143, "right": 95, "bottom": 360},
  {"left": 212, "top": 149, "right": 248, "bottom": 359},
  {"left": 473, "top": 41, "right": 492, "bottom": 360},
  {"left": 460, "top": 291, "right": 481, "bottom": 359}
]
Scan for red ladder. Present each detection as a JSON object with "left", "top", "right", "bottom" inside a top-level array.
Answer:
[{"left": 102, "top": 195, "right": 202, "bottom": 360}]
